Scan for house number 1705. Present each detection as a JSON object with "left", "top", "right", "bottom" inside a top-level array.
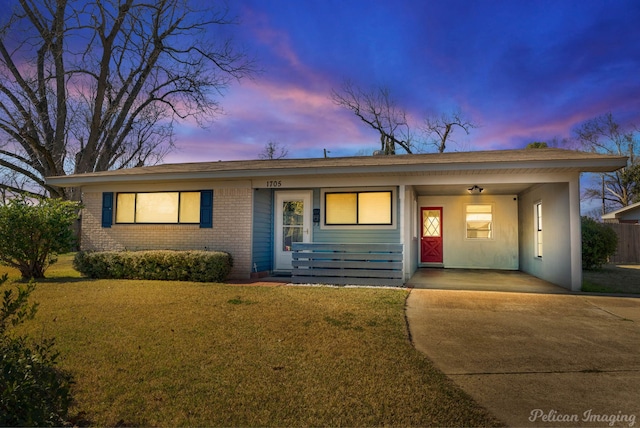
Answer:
[{"left": 266, "top": 180, "right": 282, "bottom": 188}]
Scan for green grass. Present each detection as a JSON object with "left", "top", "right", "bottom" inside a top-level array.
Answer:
[
  {"left": 1, "top": 256, "right": 502, "bottom": 427},
  {"left": 582, "top": 264, "right": 640, "bottom": 294}
]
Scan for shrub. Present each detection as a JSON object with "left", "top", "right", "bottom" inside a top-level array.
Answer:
[
  {"left": 74, "top": 250, "right": 233, "bottom": 282},
  {"left": 0, "top": 274, "right": 74, "bottom": 426},
  {"left": 0, "top": 195, "right": 81, "bottom": 279},
  {"left": 582, "top": 216, "right": 618, "bottom": 270}
]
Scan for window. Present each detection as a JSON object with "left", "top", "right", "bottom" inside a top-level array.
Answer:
[
  {"left": 324, "top": 191, "right": 392, "bottom": 225},
  {"left": 535, "top": 202, "right": 543, "bottom": 257},
  {"left": 116, "top": 191, "right": 202, "bottom": 224},
  {"left": 466, "top": 204, "right": 492, "bottom": 239}
]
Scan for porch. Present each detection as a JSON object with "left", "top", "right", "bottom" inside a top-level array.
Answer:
[{"left": 286, "top": 241, "right": 567, "bottom": 292}]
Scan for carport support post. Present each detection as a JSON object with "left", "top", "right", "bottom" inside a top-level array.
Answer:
[{"left": 569, "top": 176, "right": 582, "bottom": 291}]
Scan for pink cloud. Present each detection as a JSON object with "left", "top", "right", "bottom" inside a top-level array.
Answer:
[{"left": 167, "top": 76, "right": 375, "bottom": 163}]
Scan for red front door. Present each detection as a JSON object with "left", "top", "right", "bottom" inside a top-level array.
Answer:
[{"left": 421, "top": 207, "right": 443, "bottom": 263}]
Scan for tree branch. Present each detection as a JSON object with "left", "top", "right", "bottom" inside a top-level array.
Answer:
[{"left": 332, "top": 81, "right": 412, "bottom": 154}]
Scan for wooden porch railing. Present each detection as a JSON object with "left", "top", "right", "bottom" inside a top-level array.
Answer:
[{"left": 291, "top": 243, "right": 404, "bottom": 286}]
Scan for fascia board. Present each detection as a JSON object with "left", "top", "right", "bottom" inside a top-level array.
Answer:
[{"left": 45, "top": 156, "right": 628, "bottom": 187}]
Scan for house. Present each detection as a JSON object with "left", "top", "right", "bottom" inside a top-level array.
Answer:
[
  {"left": 602, "top": 201, "right": 640, "bottom": 224},
  {"left": 46, "top": 148, "right": 627, "bottom": 291}
]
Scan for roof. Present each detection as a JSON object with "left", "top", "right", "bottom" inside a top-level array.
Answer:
[
  {"left": 46, "top": 148, "right": 628, "bottom": 187},
  {"left": 602, "top": 201, "right": 640, "bottom": 219}
]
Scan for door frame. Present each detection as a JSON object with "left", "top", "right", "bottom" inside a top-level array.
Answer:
[
  {"left": 420, "top": 206, "right": 444, "bottom": 265},
  {"left": 274, "top": 190, "right": 313, "bottom": 271}
]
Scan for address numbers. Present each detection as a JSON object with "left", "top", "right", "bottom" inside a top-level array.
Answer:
[{"left": 266, "top": 180, "right": 282, "bottom": 188}]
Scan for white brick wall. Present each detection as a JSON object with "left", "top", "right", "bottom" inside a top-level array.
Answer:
[{"left": 80, "top": 188, "right": 253, "bottom": 279}]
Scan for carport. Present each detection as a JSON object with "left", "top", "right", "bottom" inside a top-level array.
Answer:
[{"left": 406, "top": 268, "right": 568, "bottom": 294}]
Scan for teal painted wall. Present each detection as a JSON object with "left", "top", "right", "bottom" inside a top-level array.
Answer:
[
  {"left": 251, "top": 187, "right": 401, "bottom": 272},
  {"left": 311, "top": 188, "right": 401, "bottom": 244},
  {"left": 252, "top": 189, "right": 273, "bottom": 272}
]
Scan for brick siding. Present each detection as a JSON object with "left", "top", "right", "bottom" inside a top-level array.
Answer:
[{"left": 80, "top": 188, "right": 253, "bottom": 279}]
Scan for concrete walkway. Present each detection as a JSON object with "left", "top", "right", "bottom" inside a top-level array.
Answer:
[
  {"left": 407, "top": 268, "right": 567, "bottom": 294},
  {"left": 406, "top": 289, "right": 640, "bottom": 427}
]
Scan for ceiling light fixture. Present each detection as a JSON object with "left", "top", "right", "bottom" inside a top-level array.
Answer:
[{"left": 467, "top": 185, "right": 484, "bottom": 194}]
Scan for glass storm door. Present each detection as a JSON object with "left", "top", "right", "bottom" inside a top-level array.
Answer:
[
  {"left": 421, "top": 207, "right": 443, "bottom": 263},
  {"left": 275, "top": 191, "right": 312, "bottom": 271}
]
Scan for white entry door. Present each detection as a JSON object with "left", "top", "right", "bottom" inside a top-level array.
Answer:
[{"left": 274, "top": 191, "right": 312, "bottom": 271}]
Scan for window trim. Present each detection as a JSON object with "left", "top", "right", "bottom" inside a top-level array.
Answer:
[
  {"left": 464, "top": 203, "right": 494, "bottom": 240},
  {"left": 534, "top": 201, "right": 543, "bottom": 258},
  {"left": 321, "top": 187, "right": 396, "bottom": 230},
  {"left": 114, "top": 191, "right": 206, "bottom": 225}
]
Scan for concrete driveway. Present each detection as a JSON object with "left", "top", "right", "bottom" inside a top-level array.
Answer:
[{"left": 406, "top": 289, "right": 640, "bottom": 427}]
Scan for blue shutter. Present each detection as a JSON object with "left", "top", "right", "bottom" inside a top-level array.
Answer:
[
  {"left": 102, "top": 192, "right": 114, "bottom": 228},
  {"left": 200, "top": 190, "right": 213, "bottom": 228}
]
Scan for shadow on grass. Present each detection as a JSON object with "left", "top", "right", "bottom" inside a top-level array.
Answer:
[
  {"left": 68, "top": 411, "right": 93, "bottom": 427},
  {"left": 6, "top": 275, "right": 93, "bottom": 284},
  {"left": 37, "top": 276, "right": 96, "bottom": 284}
]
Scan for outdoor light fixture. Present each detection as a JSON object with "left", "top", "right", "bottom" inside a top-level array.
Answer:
[{"left": 467, "top": 185, "right": 484, "bottom": 194}]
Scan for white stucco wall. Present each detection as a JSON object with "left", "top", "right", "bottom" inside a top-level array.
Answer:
[
  {"left": 417, "top": 195, "right": 519, "bottom": 270},
  {"left": 518, "top": 181, "right": 578, "bottom": 290}
]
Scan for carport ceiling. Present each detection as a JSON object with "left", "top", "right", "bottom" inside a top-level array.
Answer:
[{"left": 414, "top": 183, "right": 535, "bottom": 196}]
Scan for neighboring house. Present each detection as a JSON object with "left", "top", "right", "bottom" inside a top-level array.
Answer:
[
  {"left": 602, "top": 201, "right": 640, "bottom": 224},
  {"left": 47, "top": 148, "right": 627, "bottom": 291}
]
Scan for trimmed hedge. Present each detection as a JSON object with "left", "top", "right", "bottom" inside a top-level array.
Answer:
[{"left": 73, "top": 250, "right": 233, "bottom": 282}]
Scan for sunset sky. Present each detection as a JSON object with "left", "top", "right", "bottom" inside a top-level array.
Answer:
[{"left": 168, "top": 0, "right": 640, "bottom": 163}]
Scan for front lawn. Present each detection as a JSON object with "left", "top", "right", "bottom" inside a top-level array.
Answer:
[{"left": 2, "top": 256, "right": 501, "bottom": 427}]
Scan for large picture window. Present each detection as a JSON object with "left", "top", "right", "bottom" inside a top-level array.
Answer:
[
  {"left": 466, "top": 204, "right": 493, "bottom": 239},
  {"left": 325, "top": 191, "right": 392, "bottom": 226},
  {"left": 116, "top": 192, "right": 202, "bottom": 224}
]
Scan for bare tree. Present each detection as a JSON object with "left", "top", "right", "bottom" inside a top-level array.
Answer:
[
  {"left": 627, "top": 162, "right": 640, "bottom": 204},
  {"left": 0, "top": 0, "right": 253, "bottom": 199},
  {"left": 331, "top": 81, "right": 413, "bottom": 155},
  {"left": 572, "top": 112, "right": 639, "bottom": 210},
  {"left": 421, "top": 110, "right": 477, "bottom": 153},
  {"left": 258, "top": 140, "right": 288, "bottom": 160},
  {"left": 332, "top": 82, "right": 479, "bottom": 155}
]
